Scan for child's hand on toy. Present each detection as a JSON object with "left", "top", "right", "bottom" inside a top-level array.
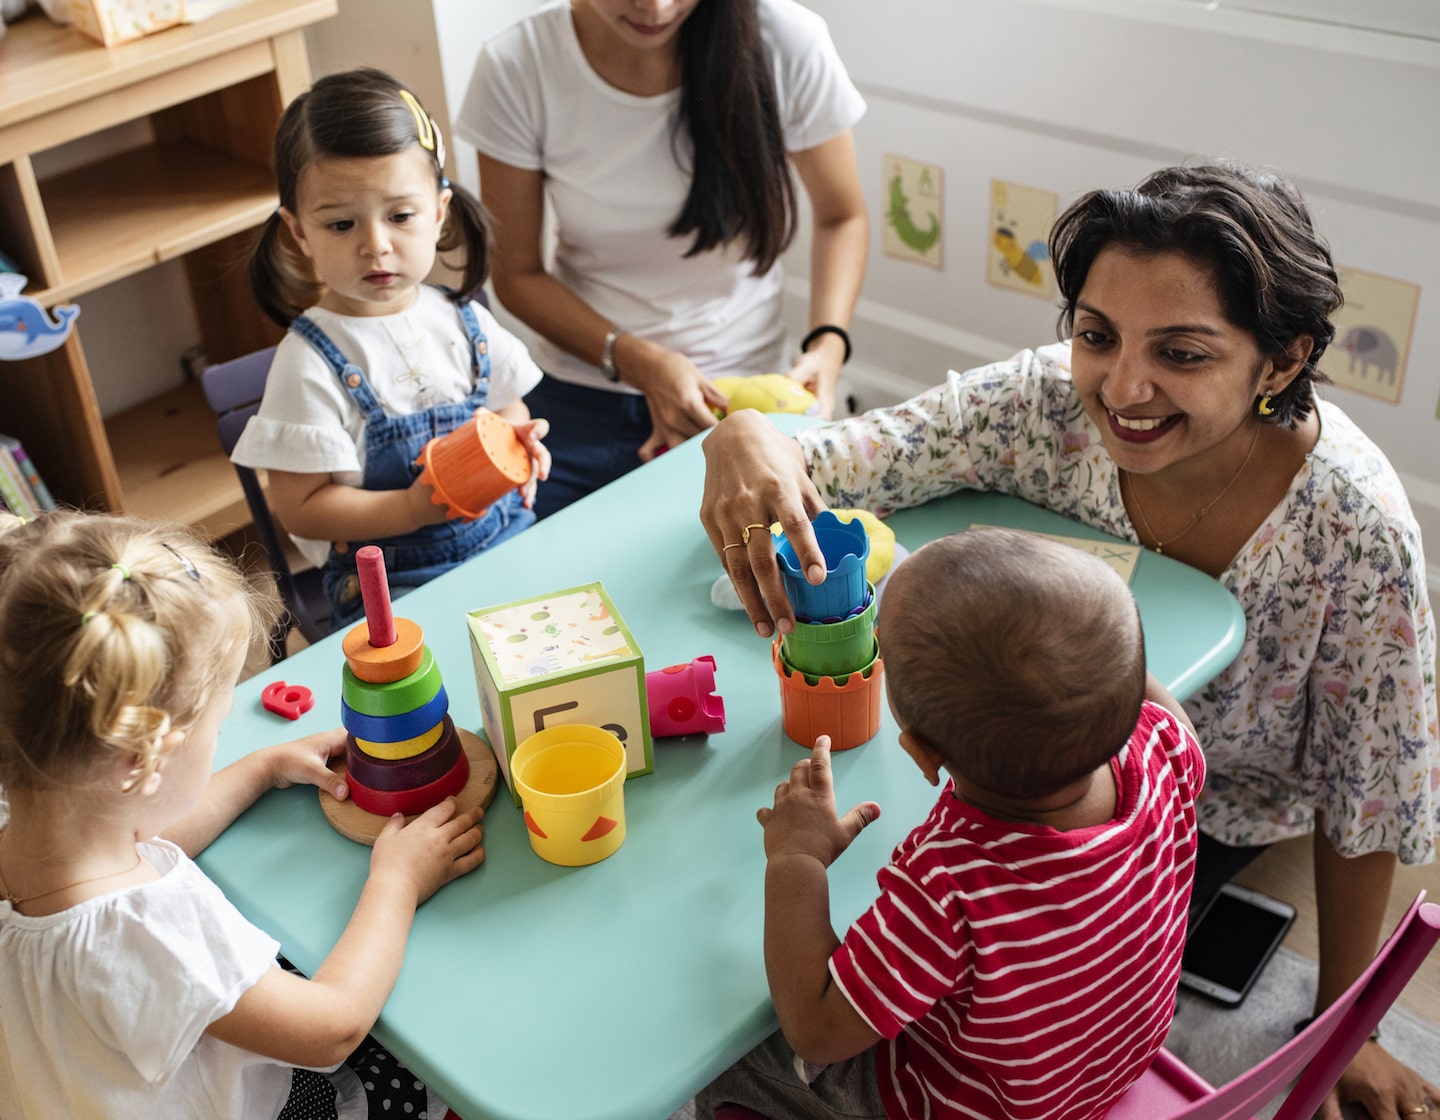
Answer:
[
  {"left": 508, "top": 416, "right": 551, "bottom": 509},
  {"left": 371, "top": 797, "right": 486, "bottom": 905},
  {"left": 758, "top": 736, "right": 880, "bottom": 869},
  {"left": 263, "top": 729, "right": 349, "bottom": 802}
]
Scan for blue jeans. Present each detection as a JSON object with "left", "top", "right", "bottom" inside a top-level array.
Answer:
[{"left": 524, "top": 375, "right": 654, "bottom": 520}]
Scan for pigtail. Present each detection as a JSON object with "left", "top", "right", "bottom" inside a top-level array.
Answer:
[
  {"left": 438, "top": 181, "right": 491, "bottom": 306},
  {"left": 249, "top": 211, "right": 320, "bottom": 328},
  {"left": 64, "top": 557, "right": 175, "bottom": 793}
]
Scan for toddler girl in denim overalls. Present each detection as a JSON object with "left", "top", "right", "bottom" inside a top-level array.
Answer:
[{"left": 234, "top": 67, "right": 550, "bottom": 631}]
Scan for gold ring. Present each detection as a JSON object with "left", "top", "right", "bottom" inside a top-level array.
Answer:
[
  {"left": 722, "top": 542, "right": 744, "bottom": 553},
  {"left": 741, "top": 523, "right": 769, "bottom": 545},
  {"left": 1404, "top": 1108, "right": 1427, "bottom": 1115}
]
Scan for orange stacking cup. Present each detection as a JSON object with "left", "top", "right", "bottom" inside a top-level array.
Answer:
[
  {"left": 772, "top": 638, "right": 885, "bottom": 751},
  {"left": 415, "top": 409, "right": 532, "bottom": 520}
]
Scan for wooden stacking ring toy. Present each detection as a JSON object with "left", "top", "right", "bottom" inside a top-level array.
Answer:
[{"left": 320, "top": 546, "right": 496, "bottom": 845}]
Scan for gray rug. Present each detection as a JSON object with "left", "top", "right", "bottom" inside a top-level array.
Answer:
[{"left": 669, "top": 947, "right": 1439, "bottom": 1120}]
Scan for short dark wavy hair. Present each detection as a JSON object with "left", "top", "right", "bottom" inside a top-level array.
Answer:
[{"left": 1049, "top": 163, "right": 1343, "bottom": 429}]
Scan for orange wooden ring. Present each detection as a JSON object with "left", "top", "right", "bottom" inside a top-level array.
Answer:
[{"left": 342, "top": 616, "right": 425, "bottom": 683}]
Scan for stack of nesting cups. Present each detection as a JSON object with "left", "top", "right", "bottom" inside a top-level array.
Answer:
[{"left": 772, "top": 510, "right": 885, "bottom": 751}]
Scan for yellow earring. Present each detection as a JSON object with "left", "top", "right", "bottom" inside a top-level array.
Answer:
[{"left": 1256, "top": 395, "right": 1275, "bottom": 417}]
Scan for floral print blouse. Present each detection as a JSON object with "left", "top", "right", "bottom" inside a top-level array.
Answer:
[{"left": 798, "top": 342, "right": 1439, "bottom": 864}]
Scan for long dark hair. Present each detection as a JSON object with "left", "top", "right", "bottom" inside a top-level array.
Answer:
[
  {"left": 250, "top": 68, "right": 489, "bottom": 327},
  {"left": 668, "top": 0, "right": 796, "bottom": 274},
  {"left": 1049, "top": 163, "right": 1342, "bottom": 429}
]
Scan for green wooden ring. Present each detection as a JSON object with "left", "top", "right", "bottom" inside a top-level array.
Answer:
[
  {"left": 341, "top": 646, "right": 443, "bottom": 717},
  {"left": 342, "top": 686, "right": 449, "bottom": 743}
]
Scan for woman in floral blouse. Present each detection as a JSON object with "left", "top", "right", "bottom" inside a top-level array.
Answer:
[{"left": 700, "top": 163, "right": 1438, "bottom": 1119}]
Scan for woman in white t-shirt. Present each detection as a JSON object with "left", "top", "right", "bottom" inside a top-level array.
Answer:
[{"left": 458, "top": 0, "right": 868, "bottom": 517}]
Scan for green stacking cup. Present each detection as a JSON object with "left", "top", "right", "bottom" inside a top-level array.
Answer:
[{"left": 780, "top": 586, "right": 877, "bottom": 678}]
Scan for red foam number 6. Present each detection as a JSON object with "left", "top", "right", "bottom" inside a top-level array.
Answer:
[{"left": 262, "top": 680, "right": 315, "bottom": 721}]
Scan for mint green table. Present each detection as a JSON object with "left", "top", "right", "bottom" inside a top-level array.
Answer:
[{"left": 201, "top": 418, "right": 1244, "bottom": 1120}]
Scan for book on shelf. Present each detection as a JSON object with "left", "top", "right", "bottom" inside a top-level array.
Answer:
[
  {"left": 0, "top": 444, "right": 36, "bottom": 520},
  {"left": 0, "top": 433, "right": 56, "bottom": 518},
  {"left": 0, "top": 433, "right": 56, "bottom": 511}
]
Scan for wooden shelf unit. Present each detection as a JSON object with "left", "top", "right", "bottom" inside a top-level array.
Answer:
[{"left": 0, "top": 0, "right": 335, "bottom": 528}]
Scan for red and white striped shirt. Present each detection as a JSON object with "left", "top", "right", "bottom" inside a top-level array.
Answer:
[{"left": 830, "top": 701, "right": 1204, "bottom": 1120}]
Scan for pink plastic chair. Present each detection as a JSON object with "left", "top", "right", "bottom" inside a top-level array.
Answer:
[{"left": 713, "top": 891, "right": 1439, "bottom": 1120}]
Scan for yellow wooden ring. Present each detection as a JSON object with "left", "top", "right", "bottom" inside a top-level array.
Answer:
[{"left": 354, "top": 718, "right": 445, "bottom": 761}]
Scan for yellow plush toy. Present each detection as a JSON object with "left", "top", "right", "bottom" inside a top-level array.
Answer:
[
  {"left": 712, "top": 373, "right": 817, "bottom": 418},
  {"left": 830, "top": 509, "right": 896, "bottom": 584}
]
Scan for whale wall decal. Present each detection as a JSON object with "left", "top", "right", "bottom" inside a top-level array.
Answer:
[{"left": 0, "top": 273, "right": 80, "bottom": 360}]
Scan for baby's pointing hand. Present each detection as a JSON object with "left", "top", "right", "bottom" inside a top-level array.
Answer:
[{"left": 757, "top": 736, "right": 880, "bottom": 868}]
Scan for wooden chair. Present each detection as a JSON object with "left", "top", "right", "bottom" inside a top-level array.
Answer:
[
  {"left": 714, "top": 890, "right": 1440, "bottom": 1120},
  {"left": 201, "top": 347, "right": 331, "bottom": 662}
]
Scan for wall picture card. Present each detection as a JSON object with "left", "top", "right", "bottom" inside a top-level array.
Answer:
[
  {"left": 1318, "top": 265, "right": 1420, "bottom": 406},
  {"left": 883, "top": 154, "right": 943, "bottom": 270},
  {"left": 987, "top": 179, "right": 1056, "bottom": 301}
]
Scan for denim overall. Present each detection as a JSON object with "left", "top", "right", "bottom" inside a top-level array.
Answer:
[{"left": 289, "top": 298, "right": 534, "bottom": 630}]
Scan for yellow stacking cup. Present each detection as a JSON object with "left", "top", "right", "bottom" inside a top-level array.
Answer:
[{"left": 511, "top": 725, "right": 628, "bottom": 866}]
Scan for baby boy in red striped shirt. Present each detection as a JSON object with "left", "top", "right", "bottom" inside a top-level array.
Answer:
[{"left": 698, "top": 527, "right": 1205, "bottom": 1120}]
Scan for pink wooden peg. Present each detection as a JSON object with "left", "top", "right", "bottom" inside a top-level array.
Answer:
[{"left": 356, "top": 545, "right": 397, "bottom": 648}]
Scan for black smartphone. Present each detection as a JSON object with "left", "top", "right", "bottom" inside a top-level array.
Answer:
[{"left": 1179, "top": 882, "right": 1297, "bottom": 1007}]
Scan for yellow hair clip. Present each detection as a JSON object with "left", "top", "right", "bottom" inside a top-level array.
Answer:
[{"left": 398, "top": 89, "right": 435, "bottom": 153}]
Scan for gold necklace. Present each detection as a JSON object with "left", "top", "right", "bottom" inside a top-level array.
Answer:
[
  {"left": 0, "top": 830, "right": 143, "bottom": 909},
  {"left": 1123, "top": 424, "right": 1262, "bottom": 555}
]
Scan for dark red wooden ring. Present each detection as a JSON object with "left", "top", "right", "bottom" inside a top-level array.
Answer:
[
  {"left": 345, "top": 749, "right": 471, "bottom": 817},
  {"left": 346, "top": 717, "right": 461, "bottom": 791}
]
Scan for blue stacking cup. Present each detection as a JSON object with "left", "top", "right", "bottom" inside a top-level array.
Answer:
[{"left": 776, "top": 510, "right": 870, "bottom": 621}]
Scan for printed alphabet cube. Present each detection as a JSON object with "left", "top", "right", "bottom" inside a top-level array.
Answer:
[{"left": 467, "top": 582, "right": 652, "bottom": 804}]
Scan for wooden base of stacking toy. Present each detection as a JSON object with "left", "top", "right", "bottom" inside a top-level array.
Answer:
[{"left": 319, "top": 727, "right": 498, "bottom": 846}]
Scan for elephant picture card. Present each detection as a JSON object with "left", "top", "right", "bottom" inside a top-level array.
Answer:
[{"left": 1318, "top": 265, "right": 1420, "bottom": 406}]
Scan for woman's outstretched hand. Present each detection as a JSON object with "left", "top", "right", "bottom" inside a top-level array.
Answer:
[
  {"left": 620, "top": 338, "right": 728, "bottom": 461},
  {"left": 699, "top": 410, "right": 829, "bottom": 637}
]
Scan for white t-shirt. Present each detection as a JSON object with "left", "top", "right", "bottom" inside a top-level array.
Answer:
[
  {"left": 0, "top": 837, "right": 294, "bottom": 1120},
  {"left": 231, "top": 286, "right": 543, "bottom": 566},
  {"left": 457, "top": 0, "right": 865, "bottom": 391}
]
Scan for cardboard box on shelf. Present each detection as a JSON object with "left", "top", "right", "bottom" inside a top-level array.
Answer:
[{"left": 68, "top": 0, "right": 185, "bottom": 46}]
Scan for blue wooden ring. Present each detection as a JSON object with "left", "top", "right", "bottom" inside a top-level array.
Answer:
[{"left": 341, "top": 685, "right": 449, "bottom": 742}]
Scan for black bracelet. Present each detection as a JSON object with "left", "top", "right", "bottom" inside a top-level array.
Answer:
[{"left": 800, "top": 324, "right": 852, "bottom": 364}]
